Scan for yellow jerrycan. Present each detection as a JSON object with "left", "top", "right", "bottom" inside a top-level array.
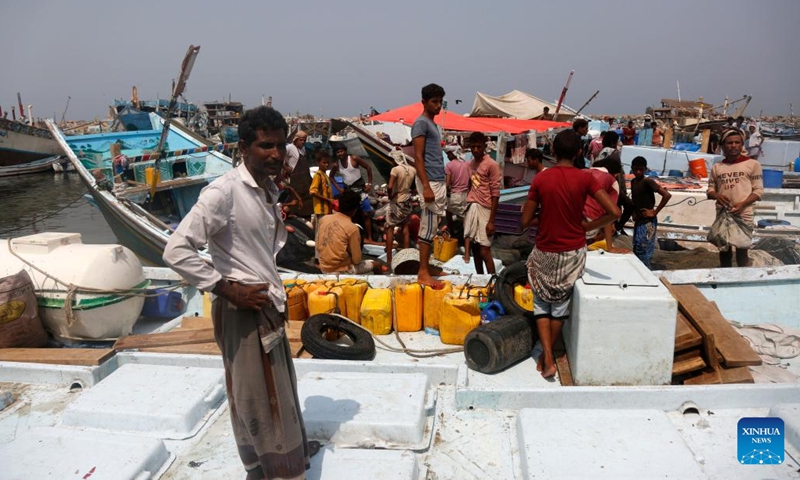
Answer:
[
  {"left": 360, "top": 288, "right": 392, "bottom": 335},
  {"left": 433, "top": 231, "right": 458, "bottom": 262},
  {"left": 423, "top": 281, "right": 452, "bottom": 334},
  {"left": 395, "top": 283, "right": 423, "bottom": 332},
  {"left": 284, "top": 283, "right": 309, "bottom": 321},
  {"left": 308, "top": 289, "right": 337, "bottom": 316},
  {"left": 514, "top": 284, "right": 534, "bottom": 312},
  {"left": 339, "top": 280, "right": 369, "bottom": 324},
  {"left": 440, "top": 292, "right": 481, "bottom": 345}
]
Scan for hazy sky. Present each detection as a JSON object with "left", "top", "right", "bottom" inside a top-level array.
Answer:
[{"left": 2, "top": 0, "right": 798, "bottom": 121}]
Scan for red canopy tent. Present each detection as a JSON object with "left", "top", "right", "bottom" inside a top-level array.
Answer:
[{"left": 369, "top": 103, "right": 570, "bottom": 134}]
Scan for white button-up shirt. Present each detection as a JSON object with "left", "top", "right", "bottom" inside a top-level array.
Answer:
[{"left": 163, "top": 163, "right": 287, "bottom": 309}]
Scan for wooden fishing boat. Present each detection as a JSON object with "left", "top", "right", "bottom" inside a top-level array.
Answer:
[
  {"left": 45, "top": 115, "right": 316, "bottom": 271},
  {"left": 0, "top": 118, "right": 62, "bottom": 177}
]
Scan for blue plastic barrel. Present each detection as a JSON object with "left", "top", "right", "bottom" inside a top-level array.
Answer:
[
  {"left": 668, "top": 170, "right": 683, "bottom": 177},
  {"left": 794, "top": 158, "right": 800, "bottom": 173},
  {"left": 762, "top": 169, "right": 784, "bottom": 188},
  {"left": 141, "top": 290, "right": 185, "bottom": 318}
]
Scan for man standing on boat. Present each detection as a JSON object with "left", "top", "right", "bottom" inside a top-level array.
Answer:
[
  {"left": 163, "top": 106, "right": 318, "bottom": 480},
  {"left": 412, "top": 83, "right": 448, "bottom": 286},
  {"left": 329, "top": 144, "right": 378, "bottom": 244},
  {"left": 285, "top": 130, "right": 314, "bottom": 219},
  {"left": 707, "top": 128, "right": 764, "bottom": 267}
]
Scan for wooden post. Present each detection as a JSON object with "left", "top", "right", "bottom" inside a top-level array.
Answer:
[
  {"left": 663, "top": 127, "right": 673, "bottom": 150},
  {"left": 700, "top": 130, "right": 711, "bottom": 154}
]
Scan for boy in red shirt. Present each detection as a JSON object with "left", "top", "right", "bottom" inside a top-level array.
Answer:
[
  {"left": 462, "top": 132, "right": 502, "bottom": 274},
  {"left": 521, "top": 130, "right": 620, "bottom": 379}
]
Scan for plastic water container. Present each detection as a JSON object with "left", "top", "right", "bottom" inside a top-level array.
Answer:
[
  {"left": 453, "top": 285, "right": 490, "bottom": 303},
  {"left": 141, "top": 290, "right": 185, "bottom": 318},
  {"left": 284, "top": 284, "right": 308, "bottom": 322},
  {"left": 395, "top": 283, "right": 423, "bottom": 332},
  {"left": 423, "top": 281, "right": 452, "bottom": 334},
  {"left": 794, "top": 158, "right": 800, "bottom": 173},
  {"left": 360, "top": 288, "right": 392, "bottom": 335},
  {"left": 433, "top": 232, "right": 458, "bottom": 262},
  {"left": 308, "top": 290, "right": 337, "bottom": 316},
  {"left": 202, "top": 292, "right": 212, "bottom": 318},
  {"left": 513, "top": 284, "right": 534, "bottom": 312},
  {"left": 480, "top": 300, "right": 506, "bottom": 324},
  {"left": 440, "top": 293, "right": 481, "bottom": 345},
  {"left": 338, "top": 279, "right": 368, "bottom": 324},
  {"left": 763, "top": 169, "right": 784, "bottom": 188}
]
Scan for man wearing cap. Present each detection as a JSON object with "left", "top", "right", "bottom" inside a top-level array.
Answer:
[{"left": 707, "top": 129, "right": 764, "bottom": 267}]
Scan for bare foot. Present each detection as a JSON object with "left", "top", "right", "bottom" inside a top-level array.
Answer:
[
  {"left": 541, "top": 362, "right": 557, "bottom": 379},
  {"left": 536, "top": 354, "right": 544, "bottom": 372},
  {"left": 417, "top": 272, "right": 443, "bottom": 287},
  {"left": 429, "top": 265, "right": 445, "bottom": 276},
  {"left": 463, "top": 254, "right": 470, "bottom": 263}
]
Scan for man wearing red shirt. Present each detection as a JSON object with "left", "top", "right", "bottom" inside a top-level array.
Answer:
[{"left": 521, "top": 130, "right": 620, "bottom": 379}]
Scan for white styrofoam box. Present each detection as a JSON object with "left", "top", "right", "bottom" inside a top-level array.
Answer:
[
  {"left": 770, "top": 403, "right": 800, "bottom": 462},
  {"left": 62, "top": 363, "right": 225, "bottom": 439},
  {"left": 517, "top": 409, "right": 704, "bottom": 479},
  {"left": 0, "top": 427, "right": 173, "bottom": 480},
  {"left": 299, "top": 372, "right": 431, "bottom": 449},
  {"left": 564, "top": 252, "right": 677, "bottom": 386},
  {"left": 307, "top": 446, "right": 421, "bottom": 480}
]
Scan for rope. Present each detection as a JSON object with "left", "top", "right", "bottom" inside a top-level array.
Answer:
[
  {"left": 6, "top": 238, "right": 188, "bottom": 323},
  {"left": 0, "top": 193, "right": 87, "bottom": 236}
]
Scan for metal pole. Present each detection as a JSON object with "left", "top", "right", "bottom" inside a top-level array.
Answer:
[{"left": 553, "top": 70, "right": 574, "bottom": 122}]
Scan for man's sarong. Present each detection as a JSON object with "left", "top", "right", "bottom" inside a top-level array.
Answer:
[
  {"left": 633, "top": 218, "right": 657, "bottom": 269},
  {"left": 527, "top": 247, "right": 587, "bottom": 304},
  {"left": 213, "top": 299, "right": 309, "bottom": 480}
]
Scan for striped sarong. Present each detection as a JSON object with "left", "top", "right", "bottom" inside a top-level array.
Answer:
[
  {"left": 633, "top": 218, "right": 658, "bottom": 269},
  {"left": 213, "top": 299, "right": 309, "bottom": 479},
  {"left": 527, "top": 247, "right": 587, "bottom": 304}
]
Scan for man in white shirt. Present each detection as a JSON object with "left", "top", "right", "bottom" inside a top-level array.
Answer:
[
  {"left": 283, "top": 130, "right": 307, "bottom": 178},
  {"left": 163, "top": 106, "right": 318, "bottom": 480}
]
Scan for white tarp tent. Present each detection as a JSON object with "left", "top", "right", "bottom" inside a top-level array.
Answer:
[{"left": 469, "top": 90, "right": 576, "bottom": 120}]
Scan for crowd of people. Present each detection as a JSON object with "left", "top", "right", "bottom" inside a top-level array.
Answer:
[{"left": 157, "top": 84, "right": 767, "bottom": 477}]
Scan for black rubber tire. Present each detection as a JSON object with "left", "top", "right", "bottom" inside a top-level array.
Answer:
[
  {"left": 301, "top": 314, "right": 376, "bottom": 361},
  {"left": 496, "top": 261, "right": 530, "bottom": 317}
]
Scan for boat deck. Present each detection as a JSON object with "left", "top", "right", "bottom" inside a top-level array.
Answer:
[{"left": 2, "top": 327, "right": 800, "bottom": 479}]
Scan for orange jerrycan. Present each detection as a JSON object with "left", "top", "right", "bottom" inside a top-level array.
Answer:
[{"left": 284, "top": 283, "right": 309, "bottom": 321}]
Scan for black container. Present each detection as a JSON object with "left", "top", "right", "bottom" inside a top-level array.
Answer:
[{"left": 464, "top": 315, "right": 533, "bottom": 374}]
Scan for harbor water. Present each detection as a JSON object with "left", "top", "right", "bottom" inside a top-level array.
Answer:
[{"left": 0, "top": 171, "right": 116, "bottom": 244}]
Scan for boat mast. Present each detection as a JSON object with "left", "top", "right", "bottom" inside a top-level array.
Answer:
[
  {"left": 575, "top": 90, "right": 600, "bottom": 116},
  {"left": 553, "top": 70, "right": 574, "bottom": 122},
  {"left": 155, "top": 45, "right": 201, "bottom": 154}
]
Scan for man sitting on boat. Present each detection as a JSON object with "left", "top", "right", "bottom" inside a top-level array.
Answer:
[{"left": 316, "top": 189, "right": 385, "bottom": 275}]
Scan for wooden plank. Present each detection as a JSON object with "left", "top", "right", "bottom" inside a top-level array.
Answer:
[
  {"left": 114, "top": 328, "right": 215, "bottom": 351},
  {"left": 140, "top": 343, "right": 220, "bottom": 355},
  {"left": 0, "top": 348, "right": 114, "bottom": 366},
  {"left": 718, "top": 365, "right": 754, "bottom": 384},
  {"left": 674, "top": 312, "right": 702, "bottom": 351},
  {"left": 672, "top": 349, "right": 706, "bottom": 376},
  {"left": 553, "top": 338, "right": 574, "bottom": 386},
  {"left": 180, "top": 316, "right": 213, "bottom": 330},
  {"left": 673, "top": 356, "right": 706, "bottom": 376},
  {"left": 704, "top": 334, "right": 720, "bottom": 370},
  {"left": 661, "top": 279, "right": 762, "bottom": 367},
  {"left": 683, "top": 368, "right": 722, "bottom": 385}
]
